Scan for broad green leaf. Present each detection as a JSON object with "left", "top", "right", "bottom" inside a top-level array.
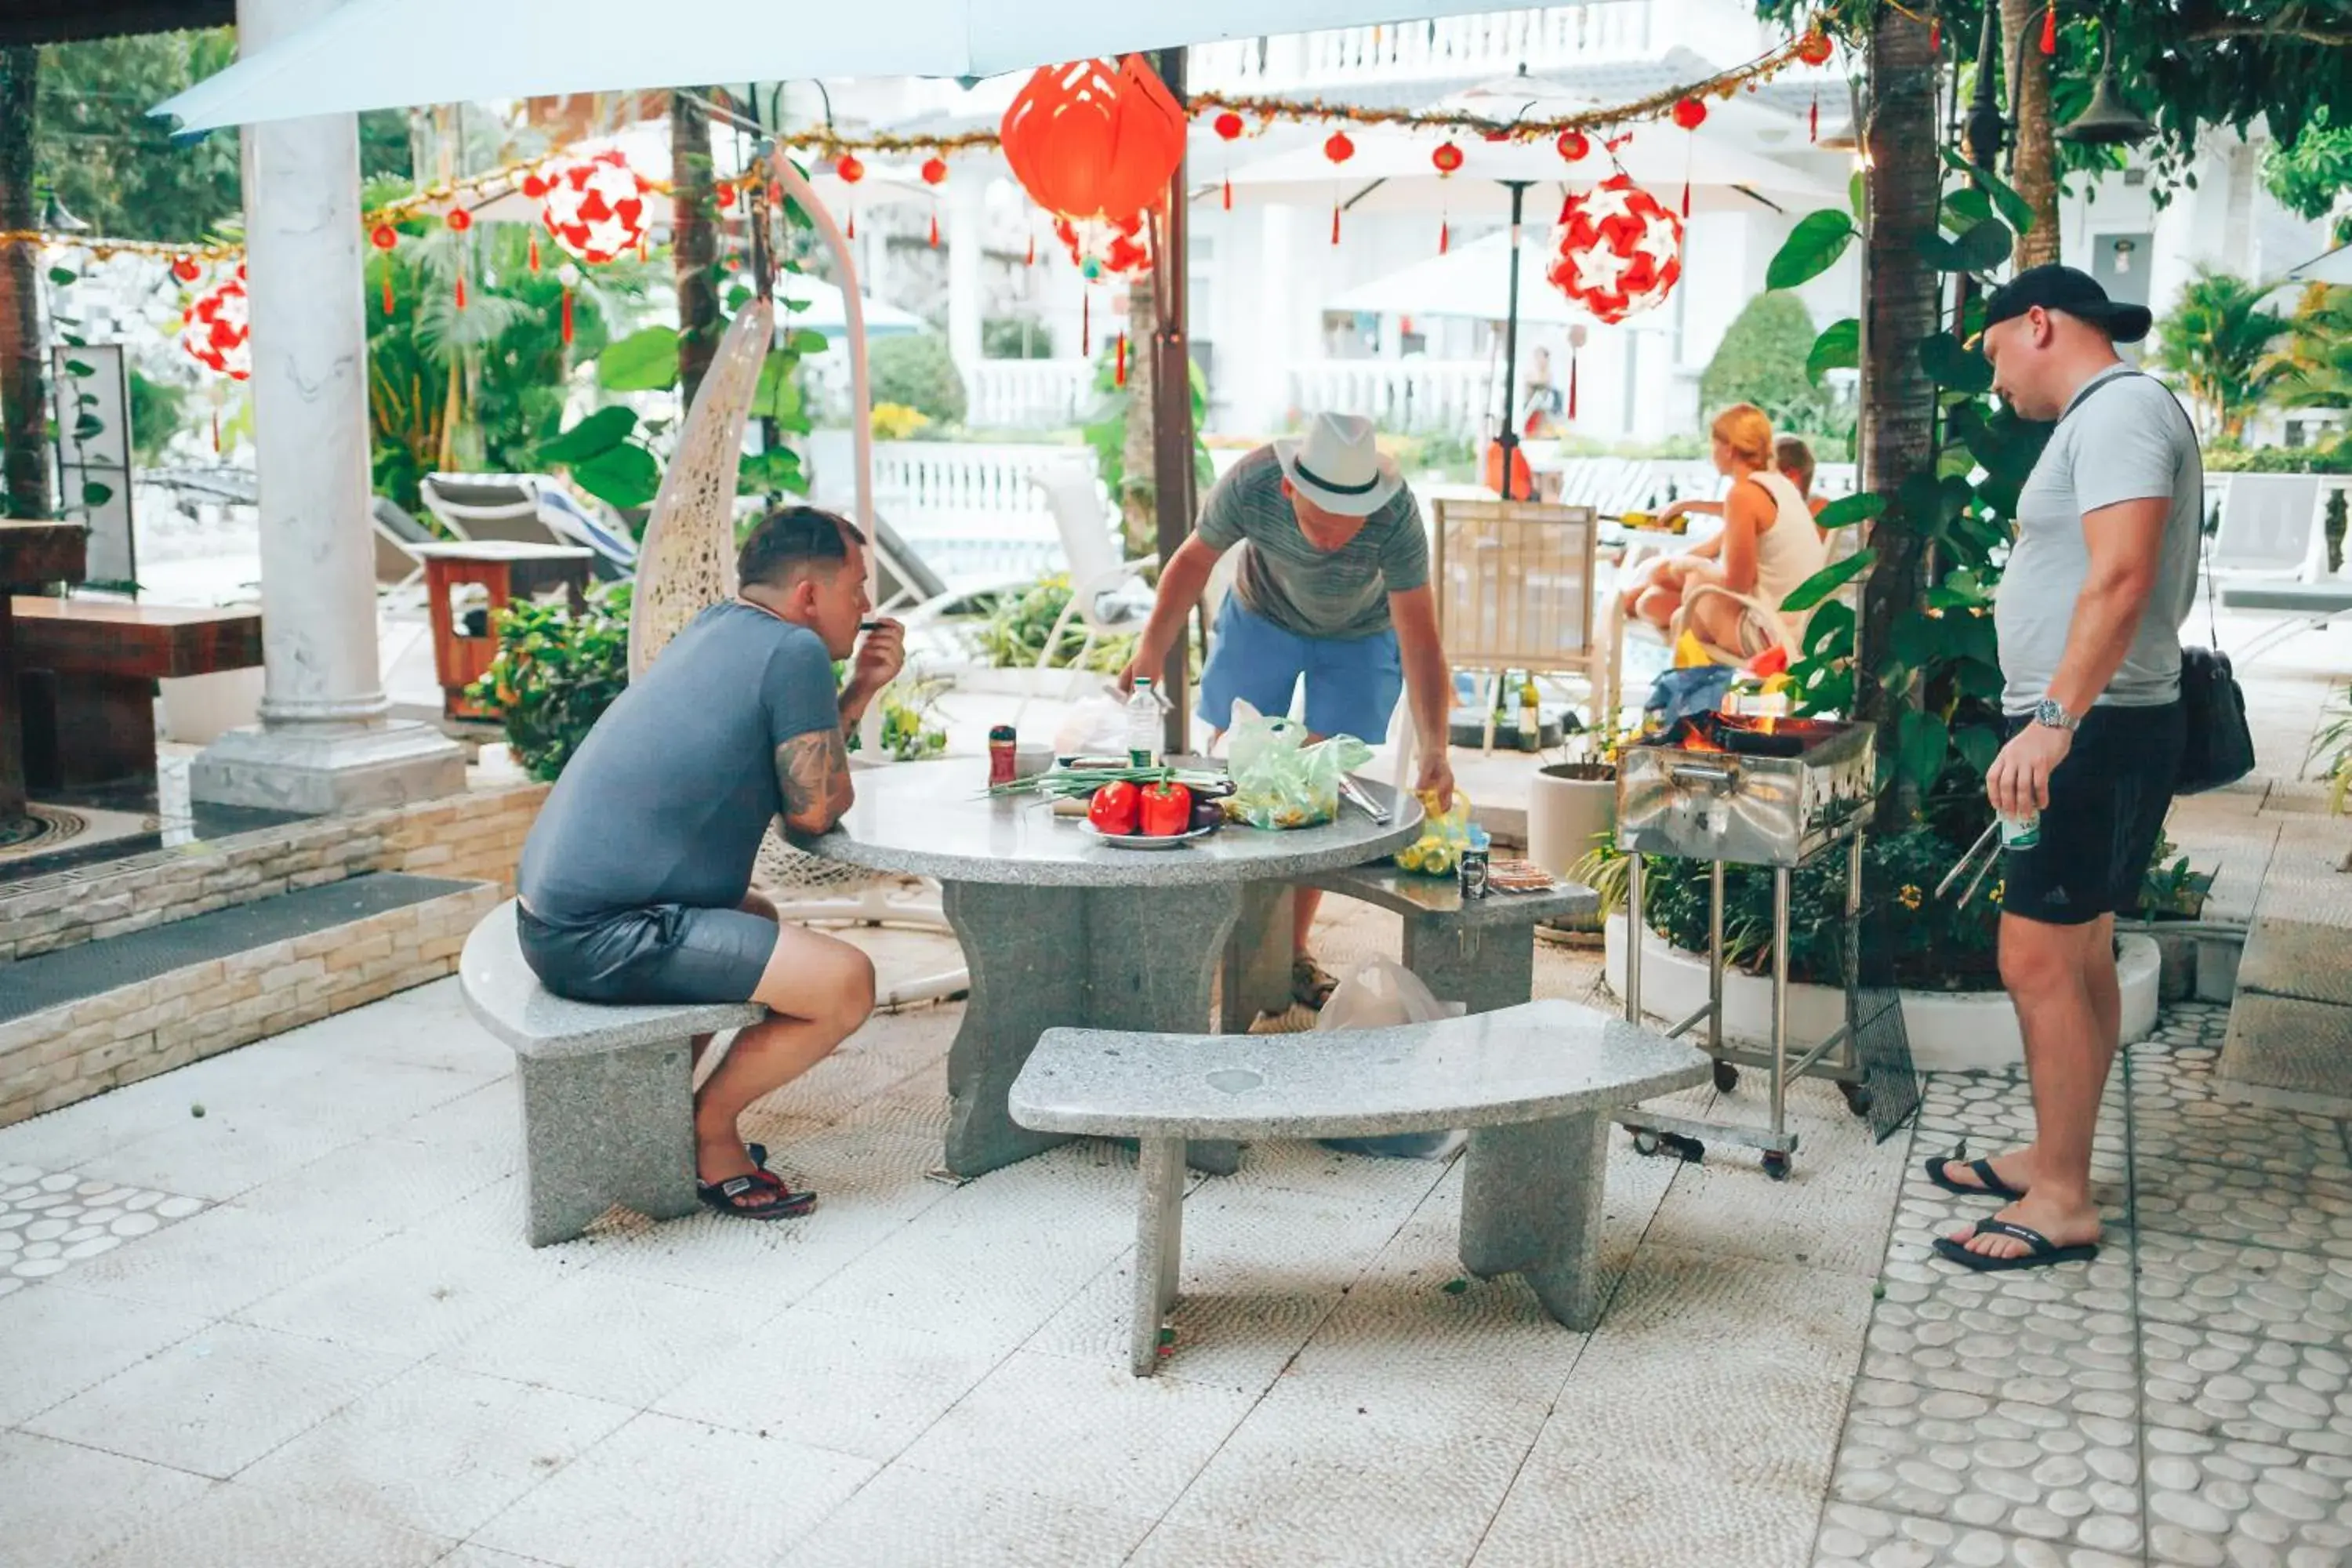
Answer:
[
  {"left": 786, "top": 328, "right": 829, "bottom": 356},
  {"left": 1849, "top": 172, "right": 1866, "bottom": 220},
  {"left": 1814, "top": 492, "right": 1885, "bottom": 531},
  {"left": 725, "top": 284, "right": 754, "bottom": 311},
  {"left": 1919, "top": 332, "right": 1994, "bottom": 394},
  {"left": 1942, "top": 188, "right": 1994, "bottom": 229},
  {"left": 1953, "top": 720, "right": 2001, "bottom": 776},
  {"left": 569, "top": 443, "right": 661, "bottom": 510},
  {"left": 48, "top": 267, "right": 77, "bottom": 285},
  {"left": 539, "top": 405, "right": 637, "bottom": 463},
  {"left": 1955, "top": 659, "right": 2007, "bottom": 702},
  {"left": 1779, "top": 548, "right": 1876, "bottom": 615},
  {"left": 1807, "top": 318, "right": 1860, "bottom": 384},
  {"left": 74, "top": 415, "right": 103, "bottom": 440},
  {"left": 1957, "top": 218, "right": 2013, "bottom": 271},
  {"left": 1914, "top": 231, "right": 1973, "bottom": 271},
  {"left": 596, "top": 326, "right": 681, "bottom": 392},
  {"left": 1897, "top": 709, "right": 1950, "bottom": 793},
  {"left": 64, "top": 359, "right": 95, "bottom": 378},
  {"left": 752, "top": 351, "right": 803, "bottom": 421},
  {"left": 1936, "top": 442, "right": 1979, "bottom": 481},
  {"left": 1766, "top": 209, "right": 1857, "bottom": 291},
  {"left": 81, "top": 480, "right": 114, "bottom": 506}
]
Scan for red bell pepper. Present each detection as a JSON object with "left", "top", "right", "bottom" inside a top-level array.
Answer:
[
  {"left": 1087, "top": 779, "right": 1142, "bottom": 835},
  {"left": 1139, "top": 781, "right": 1194, "bottom": 837}
]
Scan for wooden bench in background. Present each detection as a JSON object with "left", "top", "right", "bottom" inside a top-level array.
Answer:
[{"left": 11, "top": 597, "right": 262, "bottom": 791}]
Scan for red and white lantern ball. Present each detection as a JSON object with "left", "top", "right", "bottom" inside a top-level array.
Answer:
[
  {"left": 1546, "top": 176, "right": 1684, "bottom": 325},
  {"left": 180, "top": 267, "right": 251, "bottom": 381},
  {"left": 528, "top": 149, "right": 651, "bottom": 265}
]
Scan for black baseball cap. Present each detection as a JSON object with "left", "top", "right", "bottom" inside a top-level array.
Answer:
[{"left": 1978, "top": 263, "right": 2152, "bottom": 343}]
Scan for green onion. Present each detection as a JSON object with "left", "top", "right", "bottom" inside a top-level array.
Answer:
[{"left": 986, "top": 764, "right": 1229, "bottom": 800}]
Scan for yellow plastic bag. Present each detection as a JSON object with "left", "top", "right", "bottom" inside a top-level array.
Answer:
[
  {"left": 1394, "top": 789, "right": 1475, "bottom": 876},
  {"left": 1225, "top": 702, "right": 1374, "bottom": 830}
]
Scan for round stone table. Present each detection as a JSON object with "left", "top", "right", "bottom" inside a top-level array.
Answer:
[{"left": 808, "top": 764, "right": 1424, "bottom": 1178}]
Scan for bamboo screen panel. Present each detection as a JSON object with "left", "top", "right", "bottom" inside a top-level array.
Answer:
[{"left": 1432, "top": 499, "right": 1602, "bottom": 672}]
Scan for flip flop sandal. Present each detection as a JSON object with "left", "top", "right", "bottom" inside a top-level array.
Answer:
[
  {"left": 1922, "top": 1154, "right": 2027, "bottom": 1202},
  {"left": 697, "top": 1174, "right": 817, "bottom": 1221},
  {"left": 1933, "top": 1218, "right": 2098, "bottom": 1272},
  {"left": 1292, "top": 957, "right": 1339, "bottom": 1012}
]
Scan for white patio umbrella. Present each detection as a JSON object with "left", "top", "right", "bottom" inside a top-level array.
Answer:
[
  {"left": 154, "top": 0, "right": 1538, "bottom": 132},
  {"left": 775, "top": 274, "right": 926, "bottom": 339},
  {"left": 2285, "top": 245, "right": 2352, "bottom": 286},
  {"left": 1328, "top": 231, "right": 1585, "bottom": 325}
]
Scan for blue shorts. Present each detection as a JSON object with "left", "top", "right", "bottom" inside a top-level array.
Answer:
[{"left": 1196, "top": 593, "right": 1404, "bottom": 742}]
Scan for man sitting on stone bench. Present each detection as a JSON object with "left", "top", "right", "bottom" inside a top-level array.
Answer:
[{"left": 512, "top": 506, "right": 902, "bottom": 1221}]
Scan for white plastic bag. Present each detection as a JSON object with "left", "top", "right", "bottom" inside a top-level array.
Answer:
[
  {"left": 1054, "top": 695, "right": 1131, "bottom": 760},
  {"left": 1316, "top": 959, "right": 1468, "bottom": 1161}
]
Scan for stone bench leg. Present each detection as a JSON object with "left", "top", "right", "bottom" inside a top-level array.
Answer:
[
  {"left": 1403, "top": 918, "right": 1535, "bottom": 1016},
  {"left": 1457, "top": 1112, "right": 1610, "bottom": 1330},
  {"left": 1131, "top": 1136, "right": 1186, "bottom": 1377},
  {"left": 517, "top": 1040, "right": 698, "bottom": 1247}
]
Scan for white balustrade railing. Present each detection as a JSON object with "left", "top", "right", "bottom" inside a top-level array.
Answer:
[
  {"left": 1194, "top": 4, "right": 1653, "bottom": 92},
  {"left": 965, "top": 359, "right": 1096, "bottom": 431},
  {"left": 1287, "top": 358, "right": 1493, "bottom": 437},
  {"left": 866, "top": 441, "right": 1094, "bottom": 591}
]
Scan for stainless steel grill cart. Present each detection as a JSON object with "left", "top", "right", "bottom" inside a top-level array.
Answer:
[{"left": 1615, "top": 715, "right": 1918, "bottom": 1179}]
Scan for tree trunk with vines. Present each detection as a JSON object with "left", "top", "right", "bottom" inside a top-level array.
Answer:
[
  {"left": 1859, "top": 8, "right": 1944, "bottom": 830},
  {"left": 671, "top": 91, "right": 720, "bottom": 413},
  {"left": 2000, "top": 0, "right": 2063, "bottom": 267},
  {"left": 0, "top": 49, "right": 49, "bottom": 521},
  {"left": 1120, "top": 275, "right": 1157, "bottom": 558}
]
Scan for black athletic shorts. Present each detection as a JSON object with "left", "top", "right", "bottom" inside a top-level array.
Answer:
[
  {"left": 1998, "top": 701, "right": 2184, "bottom": 927},
  {"left": 515, "top": 900, "right": 778, "bottom": 1006}
]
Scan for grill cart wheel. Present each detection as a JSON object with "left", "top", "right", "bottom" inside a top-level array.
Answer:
[{"left": 1712, "top": 1059, "right": 1740, "bottom": 1094}]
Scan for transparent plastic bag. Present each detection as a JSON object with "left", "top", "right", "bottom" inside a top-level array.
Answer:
[
  {"left": 1053, "top": 695, "right": 1132, "bottom": 760},
  {"left": 1393, "top": 790, "right": 1480, "bottom": 876},
  {"left": 1223, "top": 700, "right": 1374, "bottom": 830},
  {"left": 1316, "top": 958, "right": 1468, "bottom": 1160}
]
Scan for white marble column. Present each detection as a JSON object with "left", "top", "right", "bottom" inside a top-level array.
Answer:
[{"left": 192, "top": 0, "right": 464, "bottom": 812}]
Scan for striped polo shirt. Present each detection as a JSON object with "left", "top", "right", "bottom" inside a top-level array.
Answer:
[{"left": 1194, "top": 445, "right": 1429, "bottom": 641}]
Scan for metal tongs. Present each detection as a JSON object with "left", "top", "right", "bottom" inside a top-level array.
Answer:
[
  {"left": 1337, "top": 773, "right": 1392, "bottom": 825},
  {"left": 1936, "top": 819, "right": 2003, "bottom": 910}
]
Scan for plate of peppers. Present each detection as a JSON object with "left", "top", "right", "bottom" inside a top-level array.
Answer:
[{"left": 1082, "top": 779, "right": 1225, "bottom": 848}]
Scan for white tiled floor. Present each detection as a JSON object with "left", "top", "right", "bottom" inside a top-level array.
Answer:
[{"left": 5, "top": 898, "right": 2350, "bottom": 1564}]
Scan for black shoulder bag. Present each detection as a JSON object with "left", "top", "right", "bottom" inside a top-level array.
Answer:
[{"left": 2065, "top": 371, "right": 2255, "bottom": 794}]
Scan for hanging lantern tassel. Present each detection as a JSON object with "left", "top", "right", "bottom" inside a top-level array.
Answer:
[
  {"left": 2041, "top": 2, "right": 2057, "bottom": 53},
  {"left": 1568, "top": 350, "right": 1579, "bottom": 422},
  {"left": 1114, "top": 332, "right": 1127, "bottom": 388},
  {"left": 1222, "top": 175, "right": 1232, "bottom": 212},
  {"left": 929, "top": 213, "right": 940, "bottom": 248},
  {"left": 455, "top": 274, "right": 467, "bottom": 311},
  {"left": 1025, "top": 233, "right": 1036, "bottom": 267},
  {"left": 1082, "top": 293, "right": 1091, "bottom": 359},
  {"left": 561, "top": 284, "right": 575, "bottom": 347},
  {"left": 383, "top": 273, "right": 394, "bottom": 315},
  {"left": 846, "top": 207, "right": 855, "bottom": 241},
  {"left": 1439, "top": 219, "right": 1450, "bottom": 256},
  {"left": 210, "top": 403, "right": 220, "bottom": 454},
  {"left": 528, "top": 233, "right": 541, "bottom": 273},
  {"left": 1331, "top": 203, "right": 1341, "bottom": 247},
  {"left": 1931, "top": 17, "right": 1942, "bottom": 53},
  {"left": 1810, "top": 91, "right": 1820, "bottom": 143}
]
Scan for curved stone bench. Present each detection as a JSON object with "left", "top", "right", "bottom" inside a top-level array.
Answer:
[
  {"left": 460, "top": 901, "right": 767, "bottom": 1246},
  {"left": 1009, "top": 999, "right": 1708, "bottom": 1374}
]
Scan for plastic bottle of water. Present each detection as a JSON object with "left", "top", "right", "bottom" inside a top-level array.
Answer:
[{"left": 1127, "top": 677, "right": 1160, "bottom": 768}]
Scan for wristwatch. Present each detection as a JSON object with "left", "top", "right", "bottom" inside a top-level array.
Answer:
[{"left": 2033, "top": 697, "right": 2080, "bottom": 732}]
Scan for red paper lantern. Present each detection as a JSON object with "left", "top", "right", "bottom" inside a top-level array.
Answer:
[
  {"left": 1213, "top": 111, "right": 1245, "bottom": 141},
  {"left": 170, "top": 255, "right": 202, "bottom": 283},
  {"left": 1000, "top": 55, "right": 1185, "bottom": 227},
  {"left": 369, "top": 224, "right": 397, "bottom": 250},
  {"left": 716, "top": 183, "right": 737, "bottom": 210},
  {"left": 1546, "top": 175, "right": 1684, "bottom": 325},
  {"left": 1671, "top": 98, "right": 1708, "bottom": 131},
  {"left": 836, "top": 153, "right": 866, "bottom": 184},
  {"left": 539, "top": 149, "right": 651, "bottom": 265},
  {"left": 1556, "top": 129, "right": 1590, "bottom": 162},
  {"left": 180, "top": 267, "right": 252, "bottom": 381},
  {"left": 1323, "top": 131, "right": 1356, "bottom": 164},
  {"left": 521, "top": 172, "right": 549, "bottom": 199},
  {"left": 445, "top": 206, "right": 474, "bottom": 231},
  {"left": 1054, "top": 213, "right": 1150, "bottom": 280},
  {"left": 1432, "top": 143, "right": 1465, "bottom": 174},
  {"left": 920, "top": 156, "right": 949, "bottom": 187},
  {"left": 1796, "top": 28, "right": 1835, "bottom": 65}
]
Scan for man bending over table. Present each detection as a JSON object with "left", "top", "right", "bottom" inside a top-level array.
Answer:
[
  {"left": 513, "top": 506, "right": 902, "bottom": 1221},
  {"left": 1119, "top": 412, "right": 1457, "bottom": 1011}
]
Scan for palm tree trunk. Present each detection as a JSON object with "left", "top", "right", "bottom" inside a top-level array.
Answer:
[
  {"left": 0, "top": 48, "right": 50, "bottom": 521},
  {"left": 1859, "top": 7, "right": 1944, "bottom": 830},
  {"left": 671, "top": 90, "right": 720, "bottom": 412},
  {"left": 2000, "top": 0, "right": 2063, "bottom": 267}
]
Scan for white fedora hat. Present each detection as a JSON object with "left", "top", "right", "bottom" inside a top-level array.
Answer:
[{"left": 1273, "top": 412, "right": 1405, "bottom": 518}]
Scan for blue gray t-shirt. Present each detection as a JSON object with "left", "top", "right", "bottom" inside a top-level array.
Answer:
[
  {"left": 1196, "top": 446, "right": 1430, "bottom": 641},
  {"left": 1994, "top": 366, "right": 2204, "bottom": 714},
  {"left": 517, "top": 602, "right": 840, "bottom": 923}
]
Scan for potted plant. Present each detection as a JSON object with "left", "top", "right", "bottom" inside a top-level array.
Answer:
[{"left": 1529, "top": 725, "right": 1630, "bottom": 935}]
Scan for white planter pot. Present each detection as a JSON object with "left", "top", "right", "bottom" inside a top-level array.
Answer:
[
  {"left": 1526, "top": 764, "right": 1617, "bottom": 881},
  {"left": 1601, "top": 914, "right": 2161, "bottom": 1074}
]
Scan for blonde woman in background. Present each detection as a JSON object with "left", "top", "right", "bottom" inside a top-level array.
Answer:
[{"left": 1617, "top": 404, "right": 1829, "bottom": 655}]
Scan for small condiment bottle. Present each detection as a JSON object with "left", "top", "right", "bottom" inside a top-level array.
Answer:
[{"left": 988, "top": 725, "right": 1018, "bottom": 786}]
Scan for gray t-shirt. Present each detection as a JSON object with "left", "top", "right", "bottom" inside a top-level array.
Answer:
[
  {"left": 517, "top": 602, "right": 839, "bottom": 923},
  {"left": 1196, "top": 446, "right": 1430, "bottom": 641},
  {"left": 1994, "top": 366, "right": 2204, "bottom": 714}
]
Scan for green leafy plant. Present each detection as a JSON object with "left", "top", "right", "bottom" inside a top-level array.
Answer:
[
  {"left": 1699, "top": 290, "right": 1839, "bottom": 441},
  {"left": 2151, "top": 268, "right": 2292, "bottom": 441},
  {"left": 854, "top": 673, "right": 951, "bottom": 762},
  {"left": 125, "top": 368, "right": 184, "bottom": 466},
  {"left": 982, "top": 316, "right": 1055, "bottom": 360},
  {"left": 468, "top": 583, "right": 633, "bottom": 782},
  {"left": 2308, "top": 688, "right": 2352, "bottom": 818},
  {"left": 2137, "top": 835, "right": 2216, "bottom": 920},
  {"left": 867, "top": 333, "right": 968, "bottom": 426},
  {"left": 977, "top": 574, "right": 1138, "bottom": 673}
]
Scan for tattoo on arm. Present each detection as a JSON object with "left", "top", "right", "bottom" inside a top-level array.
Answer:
[{"left": 777, "top": 728, "right": 854, "bottom": 837}]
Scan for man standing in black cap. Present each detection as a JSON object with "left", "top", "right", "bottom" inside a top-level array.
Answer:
[{"left": 1929, "top": 266, "right": 2201, "bottom": 1272}]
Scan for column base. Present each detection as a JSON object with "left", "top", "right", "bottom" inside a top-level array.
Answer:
[{"left": 190, "top": 719, "right": 468, "bottom": 815}]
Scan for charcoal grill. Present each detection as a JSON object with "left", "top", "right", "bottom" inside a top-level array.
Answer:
[{"left": 1614, "top": 715, "right": 1901, "bottom": 1178}]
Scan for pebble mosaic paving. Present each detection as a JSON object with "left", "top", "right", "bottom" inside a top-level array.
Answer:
[{"left": 0, "top": 1165, "right": 206, "bottom": 1296}]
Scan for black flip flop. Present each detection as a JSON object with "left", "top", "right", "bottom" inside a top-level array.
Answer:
[
  {"left": 697, "top": 1173, "right": 817, "bottom": 1221},
  {"left": 1933, "top": 1218, "right": 2098, "bottom": 1272},
  {"left": 1923, "top": 1155, "right": 2027, "bottom": 1202}
]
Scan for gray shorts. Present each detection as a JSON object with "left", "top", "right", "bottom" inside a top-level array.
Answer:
[{"left": 516, "top": 902, "right": 778, "bottom": 1006}]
